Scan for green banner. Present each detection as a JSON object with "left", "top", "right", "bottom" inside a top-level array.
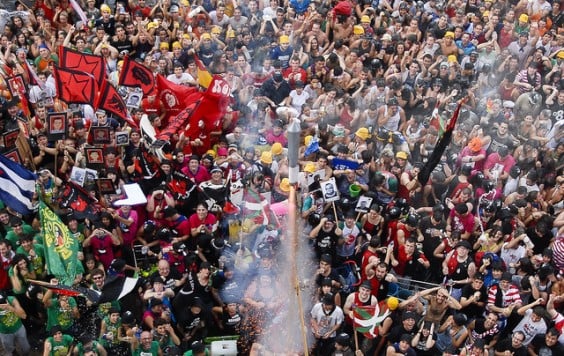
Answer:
[{"left": 39, "top": 201, "right": 78, "bottom": 286}]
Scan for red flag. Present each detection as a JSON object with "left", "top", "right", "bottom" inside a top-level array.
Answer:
[
  {"left": 157, "top": 100, "right": 200, "bottom": 143},
  {"left": 53, "top": 66, "right": 98, "bottom": 105},
  {"left": 56, "top": 181, "right": 100, "bottom": 220},
  {"left": 58, "top": 46, "right": 106, "bottom": 85},
  {"left": 156, "top": 74, "right": 200, "bottom": 118},
  {"left": 118, "top": 55, "right": 155, "bottom": 95},
  {"left": 184, "top": 75, "right": 230, "bottom": 138},
  {"left": 96, "top": 79, "right": 138, "bottom": 128}
]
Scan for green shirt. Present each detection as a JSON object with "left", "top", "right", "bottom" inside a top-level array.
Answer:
[
  {"left": 133, "top": 340, "right": 160, "bottom": 356},
  {"left": 100, "top": 316, "right": 121, "bottom": 346},
  {"left": 5, "top": 224, "right": 36, "bottom": 247},
  {"left": 46, "top": 334, "right": 74, "bottom": 356},
  {"left": 7, "top": 266, "right": 27, "bottom": 295},
  {"left": 74, "top": 340, "right": 102, "bottom": 355},
  {"left": 46, "top": 297, "right": 77, "bottom": 332},
  {"left": 0, "top": 296, "right": 23, "bottom": 334},
  {"left": 16, "top": 243, "right": 46, "bottom": 276}
]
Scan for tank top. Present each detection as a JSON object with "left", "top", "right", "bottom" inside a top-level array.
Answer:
[
  {"left": 345, "top": 292, "right": 372, "bottom": 325},
  {"left": 382, "top": 105, "right": 401, "bottom": 131},
  {"left": 363, "top": 218, "right": 382, "bottom": 237},
  {"left": 449, "top": 255, "right": 471, "bottom": 281}
]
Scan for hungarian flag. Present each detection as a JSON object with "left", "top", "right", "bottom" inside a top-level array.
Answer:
[
  {"left": 155, "top": 74, "right": 200, "bottom": 118},
  {"left": 193, "top": 53, "right": 213, "bottom": 89},
  {"left": 58, "top": 46, "right": 106, "bottom": 85},
  {"left": 353, "top": 303, "right": 390, "bottom": 339},
  {"left": 96, "top": 79, "right": 138, "bottom": 128},
  {"left": 57, "top": 181, "right": 100, "bottom": 220},
  {"left": 119, "top": 55, "right": 155, "bottom": 95},
  {"left": 53, "top": 66, "right": 98, "bottom": 105},
  {"left": 417, "top": 99, "right": 464, "bottom": 186},
  {"left": 39, "top": 201, "right": 80, "bottom": 286}
]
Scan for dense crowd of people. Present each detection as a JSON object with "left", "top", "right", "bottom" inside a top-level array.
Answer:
[{"left": 0, "top": 0, "right": 563, "bottom": 355}]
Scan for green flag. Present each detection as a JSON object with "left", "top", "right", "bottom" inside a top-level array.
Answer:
[{"left": 39, "top": 201, "right": 79, "bottom": 286}]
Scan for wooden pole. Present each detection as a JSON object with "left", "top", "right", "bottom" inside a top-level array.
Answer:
[
  {"left": 289, "top": 183, "right": 309, "bottom": 356},
  {"left": 332, "top": 201, "right": 339, "bottom": 225},
  {"left": 354, "top": 328, "right": 359, "bottom": 352}
]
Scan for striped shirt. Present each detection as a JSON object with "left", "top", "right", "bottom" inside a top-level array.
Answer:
[
  {"left": 487, "top": 284, "right": 522, "bottom": 310},
  {"left": 552, "top": 235, "right": 564, "bottom": 273}
]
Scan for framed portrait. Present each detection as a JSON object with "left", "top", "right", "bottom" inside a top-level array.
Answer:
[
  {"left": 85, "top": 147, "right": 104, "bottom": 164},
  {"left": 126, "top": 92, "right": 142, "bottom": 109},
  {"left": 320, "top": 177, "right": 339, "bottom": 202},
  {"left": 84, "top": 168, "right": 99, "bottom": 186},
  {"left": 70, "top": 166, "right": 86, "bottom": 186},
  {"left": 97, "top": 178, "right": 116, "bottom": 194},
  {"left": 47, "top": 112, "right": 67, "bottom": 140},
  {"left": 355, "top": 196, "right": 373, "bottom": 213},
  {"left": 7, "top": 74, "right": 26, "bottom": 95},
  {"left": 91, "top": 127, "right": 111, "bottom": 144},
  {"left": 306, "top": 169, "right": 326, "bottom": 186},
  {"left": 3, "top": 149, "right": 21, "bottom": 164},
  {"left": 115, "top": 131, "right": 129, "bottom": 146},
  {"left": 2, "top": 129, "right": 20, "bottom": 149}
]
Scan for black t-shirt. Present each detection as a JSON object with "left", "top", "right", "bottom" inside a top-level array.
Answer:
[
  {"left": 313, "top": 227, "right": 340, "bottom": 260},
  {"left": 530, "top": 334, "right": 564, "bottom": 356},
  {"left": 132, "top": 40, "right": 153, "bottom": 61},
  {"left": 94, "top": 18, "right": 116, "bottom": 36},
  {"left": 460, "top": 284, "right": 487, "bottom": 319},
  {"left": 212, "top": 271, "right": 246, "bottom": 303},
  {"left": 488, "top": 131, "right": 515, "bottom": 155},
  {"left": 110, "top": 38, "right": 133, "bottom": 55},
  {"left": 419, "top": 216, "right": 446, "bottom": 280},
  {"left": 388, "top": 325, "right": 417, "bottom": 344},
  {"left": 150, "top": 269, "right": 182, "bottom": 291},
  {"left": 548, "top": 101, "right": 564, "bottom": 125},
  {"left": 494, "top": 338, "right": 527, "bottom": 356},
  {"left": 314, "top": 268, "right": 343, "bottom": 289},
  {"left": 471, "top": 318, "right": 499, "bottom": 347},
  {"left": 260, "top": 78, "right": 291, "bottom": 105}
]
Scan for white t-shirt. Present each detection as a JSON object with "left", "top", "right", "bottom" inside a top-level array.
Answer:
[
  {"left": 500, "top": 243, "right": 527, "bottom": 273},
  {"left": 166, "top": 73, "right": 195, "bottom": 85},
  {"left": 289, "top": 89, "right": 310, "bottom": 112},
  {"left": 310, "top": 302, "right": 344, "bottom": 338},
  {"left": 514, "top": 308, "right": 547, "bottom": 345}
]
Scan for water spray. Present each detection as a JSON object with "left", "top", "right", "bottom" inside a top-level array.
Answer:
[{"left": 287, "top": 118, "right": 310, "bottom": 356}]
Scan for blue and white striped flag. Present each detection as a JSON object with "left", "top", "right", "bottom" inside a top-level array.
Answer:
[
  {"left": 304, "top": 136, "right": 320, "bottom": 157},
  {"left": 0, "top": 155, "right": 37, "bottom": 215}
]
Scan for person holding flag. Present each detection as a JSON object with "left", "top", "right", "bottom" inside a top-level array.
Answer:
[{"left": 42, "top": 278, "right": 81, "bottom": 336}]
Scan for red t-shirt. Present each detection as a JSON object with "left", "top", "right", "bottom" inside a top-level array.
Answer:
[{"left": 188, "top": 213, "right": 217, "bottom": 231}]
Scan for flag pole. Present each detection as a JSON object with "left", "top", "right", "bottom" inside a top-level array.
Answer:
[
  {"left": 354, "top": 328, "right": 359, "bottom": 352},
  {"left": 332, "top": 202, "right": 339, "bottom": 225}
]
